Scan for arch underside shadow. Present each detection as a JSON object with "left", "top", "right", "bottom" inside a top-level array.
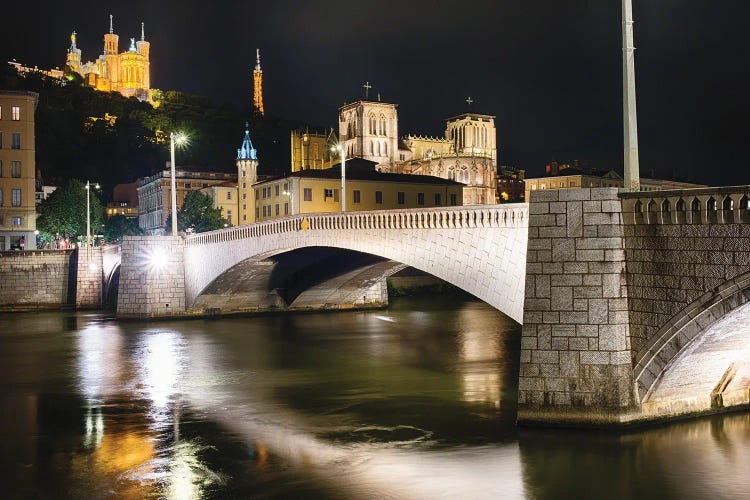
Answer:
[
  {"left": 191, "top": 247, "right": 410, "bottom": 314},
  {"left": 636, "top": 271, "right": 750, "bottom": 418}
]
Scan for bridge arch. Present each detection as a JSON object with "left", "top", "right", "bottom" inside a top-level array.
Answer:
[
  {"left": 634, "top": 271, "right": 750, "bottom": 415},
  {"left": 183, "top": 206, "right": 528, "bottom": 322}
]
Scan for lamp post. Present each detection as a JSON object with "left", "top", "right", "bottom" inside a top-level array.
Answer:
[
  {"left": 283, "top": 188, "right": 294, "bottom": 215},
  {"left": 332, "top": 144, "right": 347, "bottom": 212},
  {"left": 623, "top": 0, "right": 640, "bottom": 191},
  {"left": 169, "top": 132, "right": 188, "bottom": 235},
  {"left": 85, "top": 181, "right": 100, "bottom": 246}
]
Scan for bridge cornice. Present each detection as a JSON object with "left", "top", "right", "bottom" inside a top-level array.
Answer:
[{"left": 186, "top": 204, "right": 528, "bottom": 247}]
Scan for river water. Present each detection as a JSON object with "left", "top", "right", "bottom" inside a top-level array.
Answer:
[{"left": 1, "top": 296, "right": 749, "bottom": 499}]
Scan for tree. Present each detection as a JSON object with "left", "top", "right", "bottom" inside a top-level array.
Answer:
[
  {"left": 104, "top": 215, "right": 143, "bottom": 243},
  {"left": 36, "top": 180, "right": 106, "bottom": 243},
  {"left": 166, "top": 190, "right": 226, "bottom": 234}
]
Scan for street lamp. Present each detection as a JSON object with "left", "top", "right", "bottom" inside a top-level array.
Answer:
[
  {"left": 85, "top": 181, "right": 100, "bottom": 247},
  {"left": 169, "top": 132, "right": 189, "bottom": 235},
  {"left": 331, "top": 144, "right": 346, "bottom": 212},
  {"left": 283, "top": 187, "right": 294, "bottom": 215}
]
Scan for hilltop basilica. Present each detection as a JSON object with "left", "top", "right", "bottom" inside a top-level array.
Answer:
[{"left": 65, "top": 15, "right": 152, "bottom": 102}]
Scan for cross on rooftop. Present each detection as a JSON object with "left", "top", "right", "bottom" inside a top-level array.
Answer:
[
  {"left": 466, "top": 96, "right": 474, "bottom": 106},
  {"left": 363, "top": 81, "right": 372, "bottom": 99}
]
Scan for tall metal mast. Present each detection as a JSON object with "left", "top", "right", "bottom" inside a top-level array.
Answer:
[{"left": 623, "top": 0, "right": 640, "bottom": 191}]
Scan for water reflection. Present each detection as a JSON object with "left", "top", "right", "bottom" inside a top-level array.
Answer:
[{"left": 1, "top": 302, "right": 749, "bottom": 498}]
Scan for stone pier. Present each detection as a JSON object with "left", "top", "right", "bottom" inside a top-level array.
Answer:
[{"left": 518, "top": 188, "right": 638, "bottom": 426}]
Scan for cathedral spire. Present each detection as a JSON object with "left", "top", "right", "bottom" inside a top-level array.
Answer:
[
  {"left": 141, "top": 22, "right": 145, "bottom": 41},
  {"left": 109, "top": 14, "right": 113, "bottom": 34},
  {"left": 70, "top": 31, "right": 77, "bottom": 50},
  {"left": 253, "top": 49, "right": 265, "bottom": 116}
]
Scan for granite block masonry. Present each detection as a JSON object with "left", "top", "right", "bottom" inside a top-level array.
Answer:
[
  {"left": 518, "top": 188, "right": 638, "bottom": 426},
  {"left": 117, "top": 236, "right": 186, "bottom": 318}
]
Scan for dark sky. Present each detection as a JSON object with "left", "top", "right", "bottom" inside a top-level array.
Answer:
[{"left": 4, "top": 1, "right": 750, "bottom": 185}]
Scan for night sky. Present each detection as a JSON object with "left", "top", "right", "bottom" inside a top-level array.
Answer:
[{"left": 4, "top": 1, "right": 750, "bottom": 185}]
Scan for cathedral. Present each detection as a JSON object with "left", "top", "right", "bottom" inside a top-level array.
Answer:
[
  {"left": 337, "top": 94, "right": 497, "bottom": 205},
  {"left": 65, "top": 15, "right": 152, "bottom": 102}
]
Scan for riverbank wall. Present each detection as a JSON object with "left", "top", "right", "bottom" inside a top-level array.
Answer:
[{"left": 0, "top": 249, "right": 104, "bottom": 310}]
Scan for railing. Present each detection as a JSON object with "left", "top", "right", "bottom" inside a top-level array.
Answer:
[
  {"left": 620, "top": 186, "right": 750, "bottom": 225},
  {"left": 185, "top": 204, "right": 528, "bottom": 247}
]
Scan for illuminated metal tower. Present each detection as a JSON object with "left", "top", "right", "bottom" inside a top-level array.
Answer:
[
  {"left": 253, "top": 49, "right": 264, "bottom": 116},
  {"left": 623, "top": 0, "right": 640, "bottom": 191}
]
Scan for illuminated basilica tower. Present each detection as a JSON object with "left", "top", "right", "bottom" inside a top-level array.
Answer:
[
  {"left": 65, "top": 15, "right": 152, "bottom": 102},
  {"left": 253, "top": 49, "right": 264, "bottom": 115}
]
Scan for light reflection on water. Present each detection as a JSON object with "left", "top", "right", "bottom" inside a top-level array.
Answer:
[{"left": 1, "top": 298, "right": 749, "bottom": 499}]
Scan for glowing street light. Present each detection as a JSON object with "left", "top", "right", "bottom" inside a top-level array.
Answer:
[
  {"left": 331, "top": 144, "right": 346, "bottom": 212},
  {"left": 169, "top": 132, "right": 189, "bottom": 235},
  {"left": 85, "top": 180, "right": 100, "bottom": 247}
]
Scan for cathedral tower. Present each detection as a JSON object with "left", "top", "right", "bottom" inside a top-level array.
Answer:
[
  {"left": 66, "top": 31, "right": 81, "bottom": 72},
  {"left": 253, "top": 49, "right": 264, "bottom": 116},
  {"left": 237, "top": 124, "right": 259, "bottom": 224}
]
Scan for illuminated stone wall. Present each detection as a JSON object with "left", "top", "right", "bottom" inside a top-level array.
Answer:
[
  {"left": 518, "top": 188, "right": 636, "bottom": 425},
  {"left": 0, "top": 248, "right": 104, "bottom": 309},
  {"left": 117, "top": 236, "right": 185, "bottom": 317}
]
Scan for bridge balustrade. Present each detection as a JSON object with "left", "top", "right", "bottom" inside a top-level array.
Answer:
[
  {"left": 620, "top": 186, "right": 750, "bottom": 225},
  {"left": 185, "top": 205, "right": 528, "bottom": 247}
]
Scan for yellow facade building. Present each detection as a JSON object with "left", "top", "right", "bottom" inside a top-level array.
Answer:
[
  {"left": 0, "top": 91, "right": 38, "bottom": 250},
  {"left": 200, "top": 182, "right": 239, "bottom": 226},
  {"left": 290, "top": 129, "right": 336, "bottom": 171},
  {"left": 252, "top": 158, "right": 464, "bottom": 223},
  {"left": 65, "top": 16, "right": 152, "bottom": 102}
]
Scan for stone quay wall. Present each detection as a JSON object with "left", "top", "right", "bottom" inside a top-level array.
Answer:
[
  {"left": 518, "top": 188, "right": 636, "bottom": 425},
  {"left": 117, "top": 236, "right": 186, "bottom": 318},
  {"left": 0, "top": 248, "right": 104, "bottom": 309}
]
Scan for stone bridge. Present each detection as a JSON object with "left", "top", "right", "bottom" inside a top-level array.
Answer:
[
  {"left": 116, "top": 187, "right": 750, "bottom": 427},
  {"left": 117, "top": 205, "right": 529, "bottom": 322}
]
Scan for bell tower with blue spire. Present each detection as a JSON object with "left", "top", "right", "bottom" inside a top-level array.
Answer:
[{"left": 237, "top": 123, "right": 259, "bottom": 224}]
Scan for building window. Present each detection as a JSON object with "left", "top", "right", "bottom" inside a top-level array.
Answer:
[
  {"left": 12, "top": 217, "right": 21, "bottom": 226},
  {"left": 304, "top": 188, "right": 312, "bottom": 201},
  {"left": 313, "top": 143, "right": 319, "bottom": 160},
  {"left": 0, "top": 160, "right": 3, "bottom": 176},
  {"left": 530, "top": 184, "right": 536, "bottom": 190},
  {"left": 255, "top": 208, "right": 259, "bottom": 218},
  {"left": 450, "top": 193, "right": 457, "bottom": 206},
  {"left": 353, "top": 190, "right": 361, "bottom": 203},
  {"left": 11, "top": 189, "right": 21, "bottom": 207},
  {"left": 397, "top": 192, "right": 405, "bottom": 205},
  {"left": 0, "top": 132, "right": 2, "bottom": 148},
  {"left": 242, "top": 193, "right": 246, "bottom": 200},
  {"left": 0, "top": 189, "right": 3, "bottom": 206},
  {"left": 11, "top": 106, "right": 20, "bottom": 121},
  {"left": 275, "top": 185, "right": 280, "bottom": 196},
  {"left": 242, "top": 182, "right": 246, "bottom": 188},
  {"left": 11, "top": 133, "right": 20, "bottom": 149},
  {"left": 275, "top": 204, "right": 280, "bottom": 216},
  {"left": 243, "top": 214, "right": 247, "bottom": 221},
  {"left": 284, "top": 202, "right": 289, "bottom": 215},
  {"left": 185, "top": 183, "right": 191, "bottom": 189},
  {"left": 11, "top": 161, "right": 21, "bottom": 178},
  {"left": 324, "top": 188, "right": 334, "bottom": 199},
  {"left": 227, "top": 191, "right": 232, "bottom": 200},
  {"left": 283, "top": 183, "right": 289, "bottom": 192},
  {"left": 400, "top": 154, "right": 405, "bottom": 161},
  {"left": 226, "top": 210, "right": 232, "bottom": 224},
  {"left": 435, "top": 193, "right": 442, "bottom": 206},
  {"left": 255, "top": 189, "right": 259, "bottom": 199},
  {"left": 375, "top": 191, "right": 383, "bottom": 204},
  {"left": 417, "top": 193, "right": 425, "bottom": 205}
]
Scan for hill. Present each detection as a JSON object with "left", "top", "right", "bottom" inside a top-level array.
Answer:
[{"left": 0, "top": 64, "right": 313, "bottom": 200}]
